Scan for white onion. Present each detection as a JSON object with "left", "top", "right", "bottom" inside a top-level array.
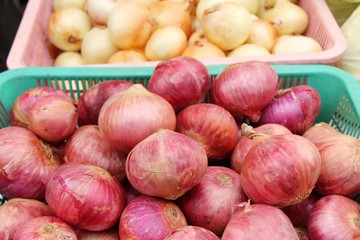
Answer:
[
  {"left": 108, "top": 50, "right": 148, "bottom": 63},
  {"left": 246, "top": 19, "right": 277, "bottom": 51},
  {"left": 272, "top": 35, "right": 323, "bottom": 54},
  {"left": 145, "top": 26, "right": 188, "bottom": 61},
  {"left": 47, "top": 8, "right": 92, "bottom": 51},
  {"left": 81, "top": 27, "right": 119, "bottom": 64},
  {"left": 54, "top": 52, "right": 85, "bottom": 66},
  {"left": 227, "top": 43, "right": 271, "bottom": 57},
  {"left": 182, "top": 39, "right": 226, "bottom": 60},
  {"left": 86, "top": 0, "right": 119, "bottom": 26},
  {"left": 108, "top": 1, "right": 154, "bottom": 50},
  {"left": 53, "top": 0, "right": 86, "bottom": 11},
  {"left": 201, "top": 2, "right": 252, "bottom": 51}
]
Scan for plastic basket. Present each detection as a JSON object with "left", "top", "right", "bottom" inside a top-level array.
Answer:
[{"left": 6, "top": 0, "right": 347, "bottom": 68}]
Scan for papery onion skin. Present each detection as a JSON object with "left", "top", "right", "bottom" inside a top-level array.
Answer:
[
  {"left": 176, "top": 103, "right": 238, "bottom": 160},
  {"left": 119, "top": 195, "right": 187, "bottom": 240},
  {"left": 209, "top": 61, "right": 280, "bottom": 122},
  {"left": 45, "top": 162, "right": 127, "bottom": 231},
  {"left": 76, "top": 228, "right": 119, "bottom": 240},
  {"left": 241, "top": 129, "right": 321, "bottom": 207},
  {"left": 258, "top": 85, "right": 321, "bottom": 135},
  {"left": 0, "top": 126, "right": 60, "bottom": 200},
  {"left": 147, "top": 56, "right": 211, "bottom": 113},
  {"left": 13, "top": 216, "right": 77, "bottom": 240},
  {"left": 77, "top": 80, "right": 133, "bottom": 126},
  {"left": 281, "top": 191, "right": 322, "bottom": 229},
  {"left": 308, "top": 195, "right": 360, "bottom": 239},
  {"left": 64, "top": 125, "right": 127, "bottom": 182},
  {"left": 164, "top": 226, "right": 220, "bottom": 240},
  {"left": 10, "top": 86, "right": 69, "bottom": 128},
  {"left": 230, "top": 123, "right": 292, "bottom": 174},
  {"left": 311, "top": 134, "right": 360, "bottom": 197},
  {"left": 0, "top": 198, "right": 54, "bottom": 240},
  {"left": 28, "top": 95, "right": 78, "bottom": 143},
  {"left": 98, "top": 84, "right": 177, "bottom": 154},
  {"left": 177, "top": 166, "right": 247, "bottom": 235},
  {"left": 126, "top": 129, "right": 208, "bottom": 200},
  {"left": 221, "top": 202, "right": 299, "bottom": 239}
]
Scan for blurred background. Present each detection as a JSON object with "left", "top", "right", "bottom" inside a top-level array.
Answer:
[{"left": 0, "top": 0, "right": 28, "bottom": 72}]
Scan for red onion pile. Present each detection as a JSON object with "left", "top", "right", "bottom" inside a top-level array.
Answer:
[{"left": 1, "top": 58, "right": 359, "bottom": 239}]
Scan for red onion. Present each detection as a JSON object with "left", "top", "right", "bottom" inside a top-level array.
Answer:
[
  {"left": 10, "top": 86, "right": 69, "bottom": 128},
  {"left": 13, "top": 216, "right": 77, "bottom": 240},
  {"left": 0, "top": 126, "right": 60, "bottom": 200},
  {"left": 311, "top": 134, "right": 360, "bottom": 196},
  {"left": 209, "top": 61, "right": 280, "bottom": 122},
  {"left": 257, "top": 85, "right": 321, "bottom": 135},
  {"left": 176, "top": 103, "right": 238, "bottom": 161},
  {"left": 119, "top": 195, "right": 187, "bottom": 240},
  {"left": 221, "top": 202, "right": 299, "bottom": 239},
  {"left": 0, "top": 198, "right": 54, "bottom": 240},
  {"left": 126, "top": 129, "right": 208, "bottom": 200},
  {"left": 295, "top": 227, "right": 310, "bottom": 240},
  {"left": 78, "top": 80, "right": 133, "bottom": 126},
  {"left": 64, "top": 125, "right": 127, "bottom": 182},
  {"left": 308, "top": 194, "right": 360, "bottom": 239},
  {"left": 230, "top": 123, "right": 292, "bottom": 173},
  {"left": 177, "top": 166, "right": 247, "bottom": 235},
  {"left": 164, "top": 226, "right": 220, "bottom": 240},
  {"left": 98, "top": 84, "right": 176, "bottom": 153},
  {"left": 28, "top": 95, "right": 78, "bottom": 143},
  {"left": 45, "top": 162, "right": 127, "bottom": 231},
  {"left": 302, "top": 122, "right": 340, "bottom": 144},
  {"left": 281, "top": 191, "right": 321, "bottom": 228},
  {"left": 240, "top": 123, "right": 321, "bottom": 207},
  {"left": 76, "top": 228, "right": 119, "bottom": 240},
  {"left": 147, "top": 56, "right": 211, "bottom": 112}
]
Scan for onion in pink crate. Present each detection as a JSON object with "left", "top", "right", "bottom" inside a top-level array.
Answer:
[
  {"left": 176, "top": 103, "right": 238, "bottom": 161},
  {"left": 64, "top": 125, "right": 127, "bottom": 182},
  {"left": 165, "top": 226, "right": 220, "bottom": 240},
  {"left": 147, "top": 56, "right": 211, "bottom": 112},
  {"left": 0, "top": 126, "right": 60, "bottom": 200},
  {"left": 257, "top": 85, "right": 321, "bottom": 135},
  {"left": 126, "top": 129, "right": 208, "bottom": 200},
  {"left": 13, "top": 216, "right": 77, "bottom": 240},
  {"left": 209, "top": 61, "right": 280, "bottom": 122},
  {"left": 77, "top": 80, "right": 133, "bottom": 126},
  {"left": 45, "top": 162, "right": 127, "bottom": 231},
  {"left": 221, "top": 202, "right": 299, "bottom": 239},
  {"left": 177, "top": 166, "right": 247, "bottom": 235},
  {"left": 0, "top": 198, "right": 54, "bottom": 240},
  {"left": 119, "top": 195, "right": 187, "bottom": 240}
]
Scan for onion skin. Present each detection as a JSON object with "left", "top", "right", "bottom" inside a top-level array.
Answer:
[
  {"left": 28, "top": 95, "right": 78, "bottom": 143},
  {"left": 45, "top": 162, "right": 127, "bottom": 231},
  {"left": 308, "top": 195, "right": 360, "bottom": 239},
  {"left": 221, "top": 202, "right": 299, "bottom": 239},
  {"left": 126, "top": 129, "right": 208, "bottom": 200},
  {"left": 98, "top": 84, "right": 177, "bottom": 154},
  {"left": 164, "top": 226, "right": 220, "bottom": 240},
  {"left": 64, "top": 125, "right": 127, "bottom": 182},
  {"left": 13, "top": 216, "right": 77, "bottom": 240},
  {"left": 240, "top": 128, "right": 321, "bottom": 207},
  {"left": 77, "top": 80, "right": 133, "bottom": 126},
  {"left": 311, "top": 134, "right": 360, "bottom": 197},
  {"left": 295, "top": 227, "right": 310, "bottom": 240},
  {"left": 0, "top": 126, "right": 60, "bottom": 200},
  {"left": 176, "top": 103, "right": 238, "bottom": 160},
  {"left": 147, "top": 56, "right": 211, "bottom": 113},
  {"left": 0, "top": 198, "right": 54, "bottom": 240},
  {"left": 230, "top": 123, "right": 292, "bottom": 174},
  {"left": 258, "top": 85, "right": 321, "bottom": 135},
  {"left": 281, "top": 191, "right": 321, "bottom": 229},
  {"left": 119, "top": 195, "right": 187, "bottom": 240},
  {"left": 177, "top": 166, "right": 247, "bottom": 235},
  {"left": 209, "top": 61, "right": 280, "bottom": 122},
  {"left": 10, "top": 86, "right": 69, "bottom": 128}
]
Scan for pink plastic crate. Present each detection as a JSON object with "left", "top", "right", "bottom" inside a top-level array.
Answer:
[{"left": 6, "top": 0, "right": 347, "bottom": 68}]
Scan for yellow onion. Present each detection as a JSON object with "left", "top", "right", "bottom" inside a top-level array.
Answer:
[
  {"left": 201, "top": 2, "right": 252, "bottom": 51},
  {"left": 188, "top": 29, "right": 205, "bottom": 46},
  {"left": 107, "top": 1, "right": 154, "bottom": 50},
  {"left": 53, "top": 0, "right": 86, "bottom": 10},
  {"left": 246, "top": 19, "right": 277, "bottom": 51},
  {"left": 47, "top": 8, "right": 92, "bottom": 51},
  {"left": 227, "top": 43, "right": 271, "bottom": 57},
  {"left": 108, "top": 50, "right": 148, "bottom": 63},
  {"left": 272, "top": 35, "right": 323, "bottom": 54},
  {"left": 182, "top": 39, "right": 226, "bottom": 60},
  {"left": 86, "top": 0, "right": 119, "bottom": 25},
  {"left": 145, "top": 26, "right": 188, "bottom": 61},
  {"left": 54, "top": 51, "right": 85, "bottom": 66}
]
